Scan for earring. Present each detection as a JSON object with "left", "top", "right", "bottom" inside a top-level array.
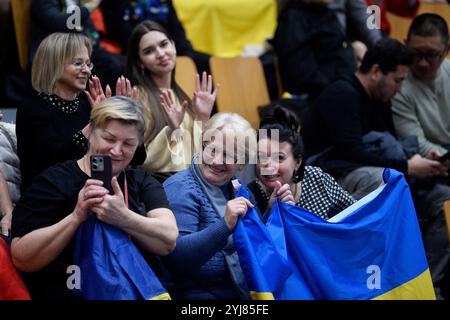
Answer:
[
  {"left": 293, "top": 171, "right": 300, "bottom": 181},
  {"left": 293, "top": 168, "right": 302, "bottom": 182}
]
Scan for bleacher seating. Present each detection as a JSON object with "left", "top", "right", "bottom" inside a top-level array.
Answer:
[
  {"left": 175, "top": 56, "right": 198, "bottom": 97},
  {"left": 209, "top": 56, "right": 270, "bottom": 129}
]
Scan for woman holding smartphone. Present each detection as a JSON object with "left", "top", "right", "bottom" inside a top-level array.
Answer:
[{"left": 11, "top": 97, "right": 178, "bottom": 300}]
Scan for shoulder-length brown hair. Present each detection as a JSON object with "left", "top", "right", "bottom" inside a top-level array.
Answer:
[{"left": 125, "top": 20, "right": 193, "bottom": 145}]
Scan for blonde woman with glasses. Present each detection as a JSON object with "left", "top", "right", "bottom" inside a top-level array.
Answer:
[{"left": 16, "top": 32, "right": 134, "bottom": 192}]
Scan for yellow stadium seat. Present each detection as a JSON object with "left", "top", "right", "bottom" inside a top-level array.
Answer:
[
  {"left": 209, "top": 57, "right": 270, "bottom": 129},
  {"left": 11, "top": 0, "right": 32, "bottom": 71},
  {"left": 444, "top": 200, "right": 450, "bottom": 246},
  {"left": 175, "top": 56, "right": 198, "bottom": 97}
]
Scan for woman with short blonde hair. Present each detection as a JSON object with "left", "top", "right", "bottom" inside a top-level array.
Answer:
[
  {"left": 163, "top": 112, "right": 257, "bottom": 300},
  {"left": 31, "top": 33, "right": 92, "bottom": 94},
  {"left": 11, "top": 96, "right": 177, "bottom": 300},
  {"left": 90, "top": 96, "right": 147, "bottom": 142}
]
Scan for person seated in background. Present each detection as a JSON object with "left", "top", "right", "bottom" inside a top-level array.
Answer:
[
  {"left": 0, "top": 172, "right": 13, "bottom": 237},
  {"left": 392, "top": 13, "right": 450, "bottom": 158},
  {"left": 11, "top": 96, "right": 178, "bottom": 300},
  {"left": 126, "top": 21, "right": 218, "bottom": 181},
  {"left": 30, "top": 0, "right": 124, "bottom": 89},
  {"left": 329, "top": 0, "right": 382, "bottom": 48},
  {"left": 301, "top": 38, "right": 450, "bottom": 298},
  {"left": 248, "top": 106, "right": 355, "bottom": 222},
  {"left": 365, "top": 0, "right": 420, "bottom": 37},
  {"left": 16, "top": 32, "right": 136, "bottom": 193},
  {"left": 163, "top": 112, "right": 258, "bottom": 300},
  {"left": 17, "top": 32, "right": 93, "bottom": 193},
  {"left": 101, "top": 0, "right": 210, "bottom": 73},
  {"left": 0, "top": 114, "right": 21, "bottom": 238},
  {"left": 273, "top": 0, "right": 379, "bottom": 106}
]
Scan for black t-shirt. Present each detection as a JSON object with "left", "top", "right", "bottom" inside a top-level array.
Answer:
[{"left": 11, "top": 160, "right": 170, "bottom": 300}]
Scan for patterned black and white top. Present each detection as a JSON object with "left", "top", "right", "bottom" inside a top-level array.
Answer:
[{"left": 248, "top": 166, "right": 355, "bottom": 220}]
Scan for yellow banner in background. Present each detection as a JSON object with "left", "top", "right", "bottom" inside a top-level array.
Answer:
[{"left": 173, "top": 0, "right": 277, "bottom": 57}]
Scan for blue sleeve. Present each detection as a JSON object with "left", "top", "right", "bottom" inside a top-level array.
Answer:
[{"left": 163, "top": 177, "right": 232, "bottom": 274}]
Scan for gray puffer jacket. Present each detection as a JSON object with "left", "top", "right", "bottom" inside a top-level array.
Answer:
[{"left": 0, "top": 123, "right": 21, "bottom": 203}]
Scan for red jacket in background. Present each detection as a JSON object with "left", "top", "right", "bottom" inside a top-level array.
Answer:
[{"left": 0, "top": 238, "right": 30, "bottom": 300}]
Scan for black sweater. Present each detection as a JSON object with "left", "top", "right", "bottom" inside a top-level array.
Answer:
[
  {"left": 100, "top": 0, "right": 194, "bottom": 55},
  {"left": 273, "top": 1, "right": 356, "bottom": 100},
  {"left": 16, "top": 93, "right": 90, "bottom": 192},
  {"left": 302, "top": 74, "right": 407, "bottom": 176},
  {"left": 29, "top": 0, "right": 94, "bottom": 60}
]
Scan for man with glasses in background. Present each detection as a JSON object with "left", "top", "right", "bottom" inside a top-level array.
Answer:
[{"left": 392, "top": 13, "right": 450, "bottom": 159}]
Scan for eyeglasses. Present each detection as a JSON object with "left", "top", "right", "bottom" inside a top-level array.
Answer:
[
  {"left": 202, "top": 142, "right": 238, "bottom": 164},
  {"left": 71, "top": 60, "right": 94, "bottom": 71},
  {"left": 409, "top": 50, "right": 445, "bottom": 64}
]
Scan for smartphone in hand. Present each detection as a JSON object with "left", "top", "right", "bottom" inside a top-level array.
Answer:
[
  {"left": 438, "top": 151, "right": 450, "bottom": 163},
  {"left": 90, "top": 155, "right": 113, "bottom": 193}
]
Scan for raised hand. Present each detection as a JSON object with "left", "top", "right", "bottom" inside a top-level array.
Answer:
[
  {"left": 160, "top": 89, "right": 188, "bottom": 131},
  {"left": 268, "top": 181, "right": 295, "bottom": 210},
  {"left": 85, "top": 75, "right": 112, "bottom": 108},
  {"left": 224, "top": 196, "right": 254, "bottom": 231},
  {"left": 192, "top": 72, "right": 219, "bottom": 121},
  {"left": 115, "top": 76, "right": 138, "bottom": 99}
]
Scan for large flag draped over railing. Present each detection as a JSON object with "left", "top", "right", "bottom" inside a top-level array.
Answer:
[
  {"left": 233, "top": 169, "right": 436, "bottom": 300},
  {"left": 73, "top": 216, "right": 170, "bottom": 300}
]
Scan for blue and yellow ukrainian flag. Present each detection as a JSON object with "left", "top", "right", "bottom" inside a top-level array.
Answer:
[
  {"left": 73, "top": 216, "right": 170, "bottom": 300},
  {"left": 234, "top": 169, "right": 435, "bottom": 300},
  {"left": 233, "top": 184, "right": 292, "bottom": 300}
]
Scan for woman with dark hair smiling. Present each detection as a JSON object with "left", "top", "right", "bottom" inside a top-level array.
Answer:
[
  {"left": 126, "top": 21, "right": 218, "bottom": 179},
  {"left": 248, "top": 106, "right": 355, "bottom": 221}
]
